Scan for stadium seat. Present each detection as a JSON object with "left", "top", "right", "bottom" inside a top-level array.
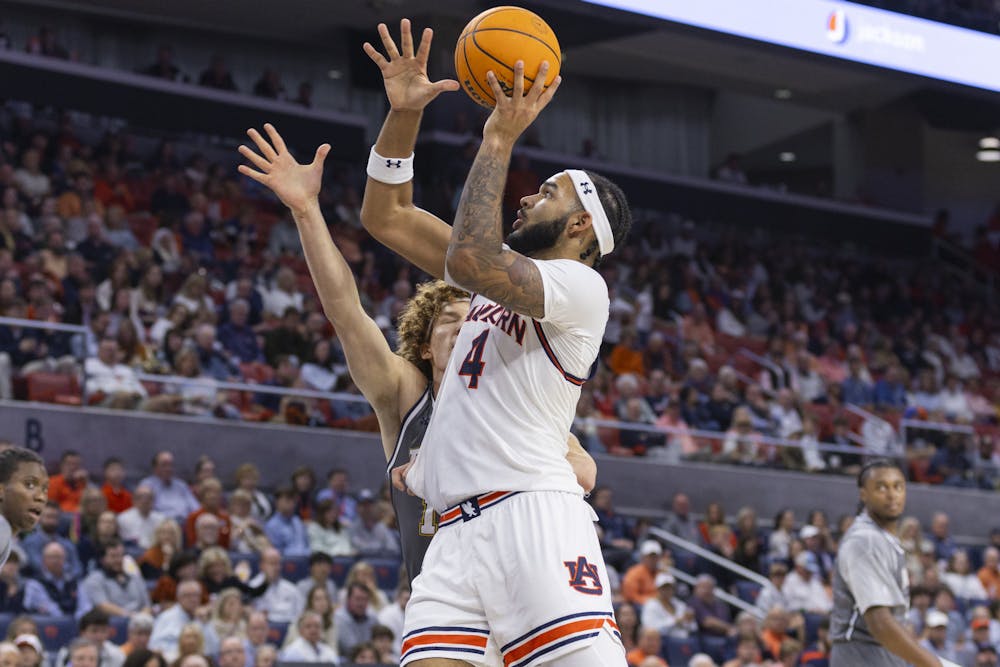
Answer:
[
  {"left": 700, "top": 634, "right": 732, "bottom": 664},
  {"left": 282, "top": 554, "right": 310, "bottom": 582},
  {"left": 803, "top": 612, "right": 826, "bottom": 644},
  {"left": 26, "top": 373, "right": 81, "bottom": 405},
  {"left": 368, "top": 557, "right": 402, "bottom": 592},
  {"left": 663, "top": 635, "right": 700, "bottom": 664},
  {"left": 734, "top": 580, "right": 761, "bottom": 604},
  {"left": 108, "top": 614, "right": 129, "bottom": 643},
  {"left": 35, "top": 615, "right": 78, "bottom": 651},
  {"left": 0, "top": 613, "right": 14, "bottom": 639},
  {"left": 330, "top": 556, "right": 356, "bottom": 587},
  {"left": 230, "top": 552, "right": 260, "bottom": 578},
  {"left": 267, "top": 620, "right": 289, "bottom": 645}
]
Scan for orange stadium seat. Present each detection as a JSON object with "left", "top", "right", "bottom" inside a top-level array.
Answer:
[{"left": 25, "top": 373, "right": 81, "bottom": 405}]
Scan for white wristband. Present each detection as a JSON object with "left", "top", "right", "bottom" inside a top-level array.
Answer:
[{"left": 367, "top": 146, "right": 414, "bottom": 185}]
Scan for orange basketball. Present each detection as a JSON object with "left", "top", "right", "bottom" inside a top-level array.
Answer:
[{"left": 455, "top": 6, "right": 561, "bottom": 108}]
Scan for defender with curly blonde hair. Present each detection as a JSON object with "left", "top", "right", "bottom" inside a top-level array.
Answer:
[
  {"left": 238, "top": 120, "right": 596, "bottom": 586},
  {"left": 395, "top": 280, "right": 469, "bottom": 381}
]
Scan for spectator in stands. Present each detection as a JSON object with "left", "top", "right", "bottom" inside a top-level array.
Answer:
[
  {"left": 233, "top": 463, "right": 272, "bottom": 521},
  {"left": 100, "top": 458, "right": 132, "bottom": 514},
  {"left": 191, "top": 513, "right": 224, "bottom": 553},
  {"left": 228, "top": 490, "right": 268, "bottom": 554},
  {"left": 295, "top": 552, "right": 337, "bottom": 601},
  {"left": 217, "top": 300, "right": 261, "bottom": 364},
  {"left": 192, "top": 324, "right": 239, "bottom": 382},
  {"left": 590, "top": 486, "right": 634, "bottom": 573},
  {"left": 690, "top": 573, "right": 734, "bottom": 637},
  {"left": 85, "top": 336, "right": 147, "bottom": 409},
  {"left": 0, "top": 550, "right": 25, "bottom": 613},
  {"left": 348, "top": 489, "right": 399, "bottom": 557},
  {"left": 23, "top": 541, "right": 90, "bottom": 617},
  {"left": 253, "top": 69, "right": 286, "bottom": 99},
  {"left": 185, "top": 477, "right": 231, "bottom": 549},
  {"left": 13, "top": 149, "right": 50, "bottom": 203},
  {"left": 755, "top": 561, "right": 790, "bottom": 615},
  {"left": 283, "top": 585, "right": 338, "bottom": 650},
  {"left": 81, "top": 540, "right": 150, "bottom": 618},
  {"left": 141, "top": 44, "right": 186, "bottom": 82},
  {"left": 625, "top": 627, "right": 667, "bottom": 667},
  {"left": 622, "top": 540, "right": 664, "bottom": 605},
  {"left": 280, "top": 610, "right": 338, "bottom": 662},
  {"left": 209, "top": 587, "right": 245, "bottom": 639},
  {"left": 929, "top": 435, "right": 974, "bottom": 487},
  {"left": 77, "top": 510, "right": 121, "bottom": 573},
  {"left": 782, "top": 552, "right": 831, "bottom": 615},
  {"left": 920, "top": 610, "right": 961, "bottom": 664},
  {"left": 335, "top": 583, "right": 376, "bottom": 657},
  {"left": 243, "top": 611, "right": 270, "bottom": 666},
  {"left": 139, "top": 451, "right": 200, "bottom": 523},
  {"left": 663, "top": 492, "right": 699, "bottom": 544},
  {"left": 294, "top": 81, "right": 313, "bottom": 108},
  {"left": 799, "top": 525, "right": 834, "bottom": 583},
  {"left": 173, "top": 273, "right": 214, "bottom": 319},
  {"left": 54, "top": 610, "right": 125, "bottom": 667},
  {"left": 249, "top": 548, "right": 303, "bottom": 623},
  {"left": 149, "top": 579, "right": 219, "bottom": 661},
  {"left": 218, "top": 638, "right": 246, "bottom": 667},
  {"left": 641, "top": 572, "right": 695, "bottom": 637},
  {"left": 722, "top": 407, "right": 766, "bottom": 466},
  {"left": 376, "top": 585, "right": 408, "bottom": 658},
  {"left": 717, "top": 153, "right": 748, "bottom": 184},
  {"left": 341, "top": 561, "right": 388, "bottom": 612},
  {"left": 117, "top": 485, "right": 163, "bottom": 550},
  {"left": 14, "top": 634, "right": 42, "bottom": 667},
  {"left": 978, "top": 546, "right": 1000, "bottom": 599},
  {"left": 119, "top": 613, "right": 153, "bottom": 656},
  {"left": 48, "top": 449, "right": 87, "bottom": 513},
  {"left": 943, "top": 550, "right": 989, "bottom": 600},
  {"left": 22, "top": 501, "right": 82, "bottom": 579},
  {"left": 199, "top": 55, "right": 237, "bottom": 91},
  {"left": 138, "top": 519, "right": 181, "bottom": 581},
  {"left": 264, "top": 487, "right": 309, "bottom": 557}
]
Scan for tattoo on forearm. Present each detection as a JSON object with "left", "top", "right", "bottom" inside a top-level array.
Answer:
[{"left": 449, "top": 148, "right": 545, "bottom": 318}]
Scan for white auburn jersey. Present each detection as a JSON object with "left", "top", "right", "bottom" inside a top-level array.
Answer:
[{"left": 406, "top": 258, "right": 609, "bottom": 512}]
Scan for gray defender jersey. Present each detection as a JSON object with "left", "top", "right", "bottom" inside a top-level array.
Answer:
[
  {"left": 387, "top": 387, "right": 436, "bottom": 582},
  {"left": 831, "top": 512, "right": 908, "bottom": 647}
]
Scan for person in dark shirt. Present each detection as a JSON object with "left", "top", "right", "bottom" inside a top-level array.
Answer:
[
  {"left": 217, "top": 300, "right": 262, "bottom": 365},
  {"left": 198, "top": 55, "right": 238, "bottom": 91},
  {"left": 141, "top": 45, "right": 186, "bottom": 82}
]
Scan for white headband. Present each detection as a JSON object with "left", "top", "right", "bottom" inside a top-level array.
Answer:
[{"left": 565, "top": 169, "right": 614, "bottom": 256}]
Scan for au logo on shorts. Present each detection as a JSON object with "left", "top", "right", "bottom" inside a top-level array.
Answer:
[{"left": 564, "top": 556, "right": 603, "bottom": 595}]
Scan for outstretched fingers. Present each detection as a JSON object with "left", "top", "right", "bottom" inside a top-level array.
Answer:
[
  {"left": 529, "top": 62, "right": 551, "bottom": 101},
  {"left": 511, "top": 60, "right": 525, "bottom": 99},
  {"left": 262, "top": 123, "right": 287, "bottom": 155},
  {"left": 537, "top": 75, "right": 562, "bottom": 108},
  {"left": 415, "top": 26, "right": 433, "bottom": 65},
  {"left": 377, "top": 22, "right": 400, "bottom": 59},
  {"left": 246, "top": 128, "right": 277, "bottom": 161},
  {"left": 311, "top": 143, "right": 331, "bottom": 167},
  {"left": 237, "top": 164, "right": 267, "bottom": 185},
  {"left": 362, "top": 42, "right": 389, "bottom": 70},
  {"left": 486, "top": 71, "right": 505, "bottom": 105},
  {"left": 237, "top": 144, "right": 271, "bottom": 173},
  {"left": 399, "top": 18, "right": 414, "bottom": 58}
]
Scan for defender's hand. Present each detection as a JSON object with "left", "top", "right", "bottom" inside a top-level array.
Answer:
[
  {"left": 238, "top": 123, "right": 329, "bottom": 214},
  {"left": 391, "top": 461, "right": 415, "bottom": 495},
  {"left": 363, "top": 19, "right": 459, "bottom": 112},
  {"left": 482, "top": 60, "right": 561, "bottom": 146}
]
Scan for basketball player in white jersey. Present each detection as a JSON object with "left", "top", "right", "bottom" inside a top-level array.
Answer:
[
  {"left": 0, "top": 447, "right": 48, "bottom": 567},
  {"left": 236, "top": 123, "right": 596, "bottom": 594},
  {"left": 361, "top": 20, "right": 632, "bottom": 667}
]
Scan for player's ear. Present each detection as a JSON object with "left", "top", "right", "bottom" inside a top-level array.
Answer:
[
  {"left": 565, "top": 210, "right": 593, "bottom": 242},
  {"left": 419, "top": 342, "right": 432, "bottom": 361}
]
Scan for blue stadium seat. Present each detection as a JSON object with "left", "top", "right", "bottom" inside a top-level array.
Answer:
[
  {"left": 700, "top": 634, "right": 733, "bottom": 664},
  {"left": 108, "top": 614, "right": 129, "bottom": 644},
  {"left": 0, "top": 613, "right": 14, "bottom": 639},
  {"left": 35, "top": 615, "right": 78, "bottom": 652},
  {"left": 735, "top": 580, "right": 761, "bottom": 604},
  {"left": 330, "top": 556, "right": 356, "bottom": 587},
  {"left": 803, "top": 612, "right": 826, "bottom": 644},
  {"left": 968, "top": 545, "right": 985, "bottom": 571},
  {"left": 281, "top": 554, "right": 310, "bottom": 582},
  {"left": 267, "top": 621, "right": 290, "bottom": 645},
  {"left": 368, "top": 557, "right": 402, "bottom": 592},
  {"left": 663, "top": 634, "right": 700, "bottom": 665},
  {"left": 230, "top": 551, "right": 260, "bottom": 578}
]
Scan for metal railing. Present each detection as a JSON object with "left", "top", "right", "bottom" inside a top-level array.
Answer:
[
  {"left": 737, "top": 347, "right": 784, "bottom": 390},
  {"left": 650, "top": 526, "right": 766, "bottom": 619}
]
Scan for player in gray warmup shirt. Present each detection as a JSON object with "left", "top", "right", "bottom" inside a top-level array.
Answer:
[
  {"left": 831, "top": 459, "right": 959, "bottom": 667},
  {"left": 238, "top": 122, "right": 596, "bottom": 583}
]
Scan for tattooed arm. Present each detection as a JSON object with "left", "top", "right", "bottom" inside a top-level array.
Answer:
[{"left": 445, "top": 60, "right": 561, "bottom": 318}]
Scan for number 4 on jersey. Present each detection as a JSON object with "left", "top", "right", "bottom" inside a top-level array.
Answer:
[{"left": 458, "top": 331, "right": 489, "bottom": 388}]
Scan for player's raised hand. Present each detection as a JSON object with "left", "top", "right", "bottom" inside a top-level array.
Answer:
[
  {"left": 238, "top": 123, "right": 329, "bottom": 213},
  {"left": 483, "top": 60, "right": 561, "bottom": 146},
  {"left": 363, "top": 19, "right": 459, "bottom": 112}
]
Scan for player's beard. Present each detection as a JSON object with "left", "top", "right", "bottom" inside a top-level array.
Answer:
[{"left": 506, "top": 215, "right": 568, "bottom": 256}]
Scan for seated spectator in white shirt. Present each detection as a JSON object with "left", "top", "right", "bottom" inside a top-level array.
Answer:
[
  {"left": 377, "top": 585, "right": 409, "bottom": 658},
  {"left": 295, "top": 552, "right": 337, "bottom": 601},
  {"left": 117, "top": 485, "right": 165, "bottom": 549},
  {"left": 782, "top": 552, "right": 831, "bottom": 614},
  {"left": 641, "top": 573, "right": 697, "bottom": 637},
  {"left": 279, "top": 611, "right": 339, "bottom": 663},
  {"left": 217, "top": 636, "right": 247, "bottom": 667},
  {"left": 261, "top": 267, "right": 303, "bottom": 318},
  {"left": 249, "top": 548, "right": 304, "bottom": 624},
  {"left": 84, "top": 336, "right": 147, "bottom": 409},
  {"left": 53, "top": 611, "right": 125, "bottom": 667},
  {"left": 149, "top": 580, "right": 220, "bottom": 662}
]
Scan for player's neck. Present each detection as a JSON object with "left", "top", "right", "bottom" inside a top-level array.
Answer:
[
  {"left": 530, "top": 246, "right": 586, "bottom": 264},
  {"left": 867, "top": 510, "right": 899, "bottom": 535}
]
